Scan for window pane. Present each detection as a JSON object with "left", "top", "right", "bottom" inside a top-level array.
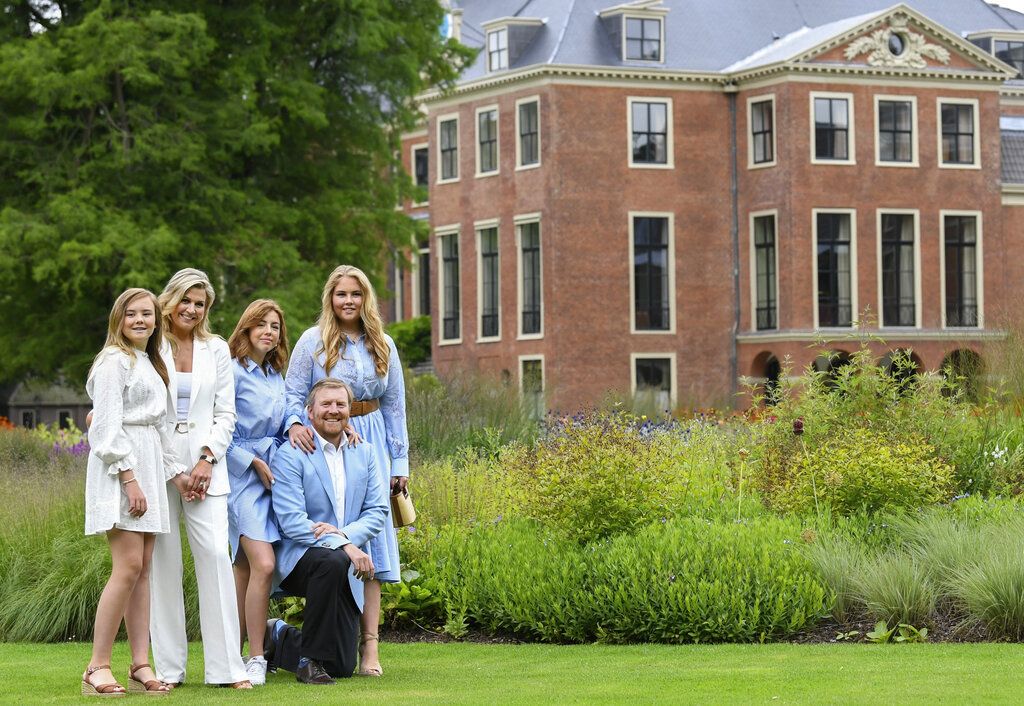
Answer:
[
  {"left": 634, "top": 217, "right": 670, "bottom": 330},
  {"left": 635, "top": 358, "right": 672, "bottom": 413}
]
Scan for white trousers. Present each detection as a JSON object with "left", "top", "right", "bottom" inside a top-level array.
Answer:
[{"left": 150, "top": 435, "right": 246, "bottom": 684}]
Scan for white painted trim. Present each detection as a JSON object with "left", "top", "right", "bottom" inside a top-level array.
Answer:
[
  {"left": 811, "top": 208, "right": 858, "bottom": 330},
  {"left": 402, "top": 128, "right": 428, "bottom": 140},
  {"left": 481, "top": 17, "right": 545, "bottom": 30},
  {"left": 515, "top": 216, "right": 544, "bottom": 341},
  {"left": 936, "top": 97, "right": 981, "bottom": 170},
  {"left": 473, "top": 217, "right": 500, "bottom": 229},
  {"left": 436, "top": 113, "right": 460, "bottom": 184},
  {"left": 874, "top": 209, "right": 922, "bottom": 330},
  {"left": 475, "top": 222, "right": 502, "bottom": 344},
  {"left": 393, "top": 260, "right": 404, "bottom": 322},
  {"left": 746, "top": 94, "right": 777, "bottom": 169},
  {"left": 737, "top": 329, "right": 1007, "bottom": 343},
  {"left": 486, "top": 27, "right": 509, "bottom": 73},
  {"left": 809, "top": 91, "right": 856, "bottom": 165},
  {"left": 518, "top": 354, "right": 545, "bottom": 393},
  {"left": 628, "top": 211, "right": 676, "bottom": 334},
  {"left": 621, "top": 13, "right": 666, "bottom": 64},
  {"left": 410, "top": 241, "right": 430, "bottom": 319},
  {"left": 743, "top": 73, "right": 1004, "bottom": 93},
  {"left": 873, "top": 94, "right": 919, "bottom": 168},
  {"left": 474, "top": 104, "right": 500, "bottom": 178},
  {"left": 627, "top": 96, "right": 674, "bottom": 169},
  {"left": 748, "top": 209, "right": 779, "bottom": 332},
  {"left": 435, "top": 226, "right": 462, "bottom": 345},
  {"left": 939, "top": 210, "right": 985, "bottom": 330},
  {"left": 629, "top": 352, "right": 678, "bottom": 408},
  {"left": 514, "top": 95, "right": 542, "bottom": 170},
  {"left": 410, "top": 142, "right": 429, "bottom": 206}
]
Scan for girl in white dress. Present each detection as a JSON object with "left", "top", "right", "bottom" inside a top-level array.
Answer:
[{"left": 83, "top": 288, "right": 189, "bottom": 697}]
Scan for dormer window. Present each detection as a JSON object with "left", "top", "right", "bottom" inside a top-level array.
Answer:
[
  {"left": 967, "top": 31, "right": 1024, "bottom": 79},
  {"left": 996, "top": 40, "right": 1024, "bottom": 78},
  {"left": 625, "top": 17, "right": 662, "bottom": 61},
  {"left": 488, "top": 28, "right": 508, "bottom": 72},
  {"left": 481, "top": 17, "right": 544, "bottom": 74}
]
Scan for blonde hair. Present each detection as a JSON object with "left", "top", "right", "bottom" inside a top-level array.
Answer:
[
  {"left": 305, "top": 377, "right": 354, "bottom": 409},
  {"left": 317, "top": 265, "right": 390, "bottom": 378},
  {"left": 158, "top": 268, "right": 216, "bottom": 345},
  {"left": 90, "top": 288, "right": 169, "bottom": 387},
  {"left": 228, "top": 299, "right": 290, "bottom": 373}
]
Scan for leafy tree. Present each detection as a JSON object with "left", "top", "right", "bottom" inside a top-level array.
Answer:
[{"left": 0, "top": 0, "right": 471, "bottom": 382}]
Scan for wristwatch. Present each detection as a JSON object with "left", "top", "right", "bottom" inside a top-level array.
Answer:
[{"left": 199, "top": 453, "right": 217, "bottom": 465}]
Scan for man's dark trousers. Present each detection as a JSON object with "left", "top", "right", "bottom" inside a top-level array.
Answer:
[{"left": 275, "top": 547, "right": 360, "bottom": 678}]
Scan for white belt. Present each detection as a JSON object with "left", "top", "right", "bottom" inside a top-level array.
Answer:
[{"left": 173, "top": 421, "right": 190, "bottom": 434}]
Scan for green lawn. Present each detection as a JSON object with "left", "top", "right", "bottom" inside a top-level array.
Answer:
[{"left": 11, "top": 641, "right": 1021, "bottom": 704}]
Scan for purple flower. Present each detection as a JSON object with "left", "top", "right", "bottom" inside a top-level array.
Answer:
[{"left": 792, "top": 417, "right": 804, "bottom": 436}]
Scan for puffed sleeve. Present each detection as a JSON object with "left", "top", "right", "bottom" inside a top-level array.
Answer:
[
  {"left": 379, "top": 335, "right": 409, "bottom": 477},
  {"left": 86, "top": 351, "right": 137, "bottom": 475},
  {"left": 226, "top": 362, "right": 257, "bottom": 478},
  {"left": 158, "top": 417, "right": 187, "bottom": 480},
  {"left": 284, "top": 328, "right": 318, "bottom": 429},
  {"left": 201, "top": 338, "right": 237, "bottom": 461}
]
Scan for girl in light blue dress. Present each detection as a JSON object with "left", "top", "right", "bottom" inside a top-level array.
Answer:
[
  {"left": 225, "top": 299, "right": 290, "bottom": 686},
  {"left": 285, "top": 265, "right": 408, "bottom": 677}
]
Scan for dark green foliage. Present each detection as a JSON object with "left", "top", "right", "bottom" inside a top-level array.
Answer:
[
  {"left": 0, "top": 0, "right": 473, "bottom": 382},
  {"left": 387, "top": 315, "right": 431, "bottom": 368}
]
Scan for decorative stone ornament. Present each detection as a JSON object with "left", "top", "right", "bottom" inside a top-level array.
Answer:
[{"left": 844, "top": 16, "right": 951, "bottom": 69}]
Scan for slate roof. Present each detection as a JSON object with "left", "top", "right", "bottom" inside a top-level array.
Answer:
[{"left": 451, "top": 0, "right": 1024, "bottom": 79}]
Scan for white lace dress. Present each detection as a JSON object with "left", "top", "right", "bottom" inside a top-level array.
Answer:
[{"left": 84, "top": 348, "right": 185, "bottom": 536}]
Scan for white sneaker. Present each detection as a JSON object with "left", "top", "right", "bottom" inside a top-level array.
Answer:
[{"left": 245, "top": 656, "right": 268, "bottom": 686}]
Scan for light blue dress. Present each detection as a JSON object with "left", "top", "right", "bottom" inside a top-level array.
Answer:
[
  {"left": 226, "top": 357, "right": 285, "bottom": 561},
  {"left": 285, "top": 326, "right": 408, "bottom": 583}
]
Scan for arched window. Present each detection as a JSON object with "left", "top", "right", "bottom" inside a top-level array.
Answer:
[
  {"left": 942, "top": 349, "right": 984, "bottom": 402},
  {"left": 751, "top": 352, "right": 782, "bottom": 404},
  {"left": 880, "top": 348, "right": 921, "bottom": 395}
]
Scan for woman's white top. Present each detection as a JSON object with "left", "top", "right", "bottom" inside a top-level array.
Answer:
[{"left": 176, "top": 372, "right": 192, "bottom": 421}]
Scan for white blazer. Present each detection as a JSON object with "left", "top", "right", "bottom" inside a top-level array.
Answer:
[{"left": 162, "top": 336, "right": 237, "bottom": 496}]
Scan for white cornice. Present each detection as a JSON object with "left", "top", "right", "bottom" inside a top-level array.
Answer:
[
  {"left": 736, "top": 329, "right": 1008, "bottom": 343},
  {"left": 481, "top": 17, "right": 545, "bottom": 31}
]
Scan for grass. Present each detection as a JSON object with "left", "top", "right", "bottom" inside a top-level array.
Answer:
[{"left": 7, "top": 641, "right": 1024, "bottom": 704}]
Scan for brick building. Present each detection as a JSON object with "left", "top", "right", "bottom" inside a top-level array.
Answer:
[{"left": 389, "top": 0, "right": 1024, "bottom": 412}]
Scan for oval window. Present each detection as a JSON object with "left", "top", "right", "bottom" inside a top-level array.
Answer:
[{"left": 888, "top": 33, "right": 905, "bottom": 56}]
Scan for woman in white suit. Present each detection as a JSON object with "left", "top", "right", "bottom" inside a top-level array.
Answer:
[{"left": 149, "top": 268, "right": 251, "bottom": 689}]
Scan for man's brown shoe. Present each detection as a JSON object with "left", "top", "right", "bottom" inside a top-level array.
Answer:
[{"left": 296, "top": 659, "right": 335, "bottom": 685}]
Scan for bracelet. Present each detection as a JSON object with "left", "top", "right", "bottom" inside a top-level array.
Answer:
[{"left": 121, "top": 477, "right": 137, "bottom": 487}]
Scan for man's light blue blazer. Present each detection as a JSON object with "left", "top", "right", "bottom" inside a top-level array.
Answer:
[{"left": 271, "top": 437, "right": 388, "bottom": 612}]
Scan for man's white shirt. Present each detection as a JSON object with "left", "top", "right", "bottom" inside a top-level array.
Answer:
[{"left": 314, "top": 429, "right": 346, "bottom": 525}]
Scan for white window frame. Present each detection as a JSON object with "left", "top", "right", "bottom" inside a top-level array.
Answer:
[
  {"left": 939, "top": 210, "right": 985, "bottom": 329},
  {"left": 630, "top": 352, "right": 677, "bottom": 409},
  {"left": 436, "top": 224, "right": 462, "bottom": 345},
  {"left": 627, "top": 96, "right": 674, "bottom": 170},
  {"left": 628, "top": 211, "right": 676, "bottom": 334},
  {"left": 475, "top": 104, "right": 500, "bottom": 178},
  {"left": 392, "top": 260, "right": 404, "bottom": 322},
  {"left": 622, "top": 14, "right": 665, "bottom": 63},
  {"left": 873, "top": 94, "right": 919, "bottom": 168},
  {"left": 937, "top": 97, "right": 981, "bottom": 170},
  {"left": 809, "top": 91, "right": 856, "bottom": 166},
  {"left": 747, "top": 94, "right": 777, "bottom": 169},
  {"left": 811, "top": 208, "right": 858, "bottom": 330},
  {"left": 474, "top": 218, "right": 501, "bottom": 343},
  {"left": 410, "top": 142, "right": 429, "bottom": 206},
  {"left": 515, "top": 95, "right": 541, "bottom": 171},
  {"left": 436, "top": 113, "right": 460, "bottom": 185},
  {"left": 875, "top": 209, "right": 922, "bottom": 330},
  {"left": 515, "top": 213, "right": 544, "bottom": 340},
  {"left": 487, "top": 27, "right": 509, "bottom": 72},
  {"left": 748, "top": 209, "right": 780, "bottom": 332},
  {"left": 518, "top": 354, "right": 545, "bottom": 416},
  {"left": 411, "top": 240, "right": 430, "bottom": 319}
]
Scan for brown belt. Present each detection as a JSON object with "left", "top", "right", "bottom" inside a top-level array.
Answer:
[{"left": 350, "top": 398, "right": 380, "bottom": 417}]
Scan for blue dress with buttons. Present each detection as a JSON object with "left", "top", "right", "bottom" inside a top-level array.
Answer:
[
  {"left": 284, "top": 326, "right": 408, "bottom": 584},
  {"left": 226, "top": 357, "right": 285, "bottom": 561}
]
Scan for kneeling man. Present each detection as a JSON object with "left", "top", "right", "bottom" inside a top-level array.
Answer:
[{"left": 267, "top": 377, "right": 388, "bottom": 684}]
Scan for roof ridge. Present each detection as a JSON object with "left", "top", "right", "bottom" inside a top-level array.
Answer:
[{"left": 548, "top": 0, "right": 578, "bottom": 64}]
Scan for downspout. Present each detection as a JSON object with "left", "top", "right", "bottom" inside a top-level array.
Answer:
[{"left": 727, "top": 83, "right": 740, "bottom": 406}]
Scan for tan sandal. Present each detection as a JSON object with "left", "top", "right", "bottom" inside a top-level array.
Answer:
[
  {"left": 218, "top": 680, "right": 253, "bottom": 689},
  {"left": 128, "top": 663, "right": 170, "bottom": 696},
  {"left": 357, "top": 632, "right": 383, "bottom": 677},
  {"left": 82, "top": 665, "right": 127, "bottom": 697}
]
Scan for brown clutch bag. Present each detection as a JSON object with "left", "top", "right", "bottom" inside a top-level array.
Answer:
[{"left": 390, "top": 487, "right": 416, "bottom": 528}]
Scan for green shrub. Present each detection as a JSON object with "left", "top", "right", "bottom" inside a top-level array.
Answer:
[
  {"left": 581, "top": 517, "right": 829, "bottom": 643},
  {"left": 504, "top": 416, "right": 690, "bottom": 543},
  {"left": 387, "top": 315, "right": 431, "bottom": 368},
  {"left": 427, "top": 520, "right": 589, "bottom": 642},
  {"left": 762, "top": 426, "right": 954, "bottom": 516}
]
